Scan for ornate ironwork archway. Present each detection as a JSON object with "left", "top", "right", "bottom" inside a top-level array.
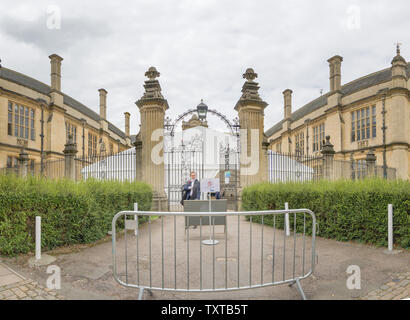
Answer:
[
  {"left": 164, "top": 105, "right": 240, "bottom": 137},
  {"left": 163, "top": 101, "right": 240, "bottom": 211}
]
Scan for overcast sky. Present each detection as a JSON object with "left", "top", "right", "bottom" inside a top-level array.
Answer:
[{"left": 0, "top": 0, "right": 408, "bottom": 135}]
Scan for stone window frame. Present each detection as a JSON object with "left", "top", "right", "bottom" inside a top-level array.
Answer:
[
  {"left": 312, "top": 123, "right": 325, "bottom": 152},
  {"left": 87, "top": 132, "right": 97, "bottom": 156},
  {"left": 65, "top": 121, "right": 77, "bottom": 143},
  {"left": 295, "top": 131, "right": 305, "bottom": 155},
  {"left": 351, "top": 105, "right": 376, "bottom": 142},
  {"left": 8, "top": 101, "right": 35, "bottom": 141},
  {"left": 6, "top": 155, "right": 18, "bottom": 168}
]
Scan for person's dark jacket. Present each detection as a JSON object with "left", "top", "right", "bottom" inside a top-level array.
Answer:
[
  {"left": 181, "top": 179, "right": 200, "bottom": 204},
  {"left": 210, "top": 191, "right": 221, "bottom": 199}
]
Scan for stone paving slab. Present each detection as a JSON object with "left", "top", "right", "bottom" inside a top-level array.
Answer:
[
  {"left": 0, "top": 263, "right": 64, "bottom": 300},
  {"left": 361, "top": 271, "right": 410, "bottom": 300},
  {"left": 0, "top": 278, "right": 64, "bottom": 300},
  {"left": 0, "top": 263, "right": 25, "bottom": 287}
]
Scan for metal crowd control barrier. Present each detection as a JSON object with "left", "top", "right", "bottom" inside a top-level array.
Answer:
[{"left": 112, "top": 209, "right": 316, "bottom": 300}]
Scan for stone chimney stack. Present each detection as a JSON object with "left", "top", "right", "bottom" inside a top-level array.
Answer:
[
  {"left": 49, "top": 54, "right": 63, "bottom": 91},
  {"left": 99, "top": 89, "right": 107, "bottom": 120},
  {"left": 327, "top": 55, "right": 343, "bottom": 92},
  {"left": 283, "top": 89, "right": 293, "bottom": 119},
  {"left": 124, "top": 112, "right": 130, "bottom": 137}
]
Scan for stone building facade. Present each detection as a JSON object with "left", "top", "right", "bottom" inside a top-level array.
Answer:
[
  {"left": 0, "top": 54, "right": 132, "bottom": 169},
  {"left": 265, "top": 48, "right": 410, "bottom": 180}
]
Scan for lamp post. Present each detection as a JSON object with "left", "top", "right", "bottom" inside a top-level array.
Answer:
[{"left": 196, "top": 99, "right": 208, "bottom": 121}]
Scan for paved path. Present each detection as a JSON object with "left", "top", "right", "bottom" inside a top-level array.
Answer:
[
  {"left": 361, "top": 271, "right": 410, "bottom": 300},
  {"left": 1, "top": 215, "right": 409, "bottom": 300},
  {"left": 0, "top": 263, "right": 64, "bottom": 300}
]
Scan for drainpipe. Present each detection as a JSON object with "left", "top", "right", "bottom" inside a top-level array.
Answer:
[
  {"left": 40, "top": 106, "right": 44, "bottom": 175},
  {"left": 381, "top": 93, "right": 387, "bottom": 179},
  {"left": 81, "top": 119, "right": 86, "bottom": 159},
  {"left": 36, "top": 99, "right": 46, "bottom": 176},
  {"left": 305, "top": 119, "right": 310, "bottom": 155}
]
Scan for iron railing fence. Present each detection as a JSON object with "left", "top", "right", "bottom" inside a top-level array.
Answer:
[
  {"left": 112, "top": 208, "right": 316, "bottom": 300},
  {"left": 0, "top": 158, "right": 65, "bottom": 180},
  {"left": 0, "top": 150, "right": 397, "bottom": 183},
  {"left": 75, "top": 150, "right": 137, "bottom": 182},
  {"left": 333, "top": 159, "right": 396, "bottom": 181},
  {"left": 267, "top": 151, "right": 323, "bottom": 183},
  {"left": 375, "top": 165, "right": 396, "bottom": 180},
  {"left": 267, "top": 152, "right": 396, "bottom": 183}
]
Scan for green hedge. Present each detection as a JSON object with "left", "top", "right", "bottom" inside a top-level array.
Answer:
[
  {"left": 0, "top": 175, "right": 152, "bottom": 255},
  {"left": 241, "top": 179, "right": 410, "bottom": 249}
]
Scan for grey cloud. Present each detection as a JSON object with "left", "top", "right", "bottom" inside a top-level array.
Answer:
[
  {"left": 0, "top": 0, "right": 409, "bottom": 136},
  {"left": 0, "top": 13, "right": 111, "bottom": 54}
]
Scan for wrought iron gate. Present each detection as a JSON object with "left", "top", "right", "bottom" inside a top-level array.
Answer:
[
  {"left": 164, "top": 135, "right": 240, "bottom": 211},
  {"left": 163, "top": 102, "right": 241, "bottom": 212},
  {"left": 219, "top": 144, "right": 240, "bottom": 211},
  {"left": 164, "top": 134, "right": 205, "bottom": 212}
]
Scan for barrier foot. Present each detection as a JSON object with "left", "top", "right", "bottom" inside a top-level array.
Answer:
[
  {"left": 138, "top": 287, "right": 153, "bottom": 300},
  {"left": 295, "top": 278, "right": 307, "bottom": 300}
]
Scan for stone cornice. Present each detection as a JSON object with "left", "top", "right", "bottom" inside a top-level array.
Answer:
[
  {"left": 135, "top": 97, "right": 169, "bottom": 110},
  {"left": 0, "top": 86, "right": 50, "bottom": 107},
  {"left": 339, "top": 142, "right": 409, "bottom": 154},
  {"left": 234, "top": 99, "right": 268, "bottom": 111},
  {"left": 387, "top": 86, "right": 410, "bottom": 97},
  {"left": 0, "top": 142, "right": 64, "bottom": 157}
]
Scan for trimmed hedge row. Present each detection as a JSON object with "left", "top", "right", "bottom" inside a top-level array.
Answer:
[
  {"left": 0, "top": 175, "right": 152, "bottom": 255},
  {"left": 241, "top": 179, "right": 410, "bottom": 249}
]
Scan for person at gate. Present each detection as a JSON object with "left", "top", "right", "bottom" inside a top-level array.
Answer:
[{"left": 182, "top": 171, "right": 201, "bottom": 201}]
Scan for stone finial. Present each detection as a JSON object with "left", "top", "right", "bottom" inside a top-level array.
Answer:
[
  {"left": 18, "top": 147, "right": 29, "bottom": 161},
  {"left": 321, "top": 136, "right": 335, "bottom": 154},
  {"left": 366, "top": 148, "right": 377, "bottom": 162},
  {"left": 236, "top": 68, "right": 266, "bottom": 105},
  {"left": 243, "top": 68, "right": 258, "bottom": 82},
  {"left": 395, "top": 42, "right": 403, "bottom": 56},
  {"left": 145, "top": 66, "right": 160, "bottom": 80},
  {"left": 391, "top": 43, "right": 407, "bottom": 87},
  {"left": 137, "top": 66, "right": 166, "bottom": 103},
  {"left": 63, "top": 134, "right": 78, "bottom": 155},
  {"left": 391, "top": 42, "right": 406, "bottom": 64}
]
